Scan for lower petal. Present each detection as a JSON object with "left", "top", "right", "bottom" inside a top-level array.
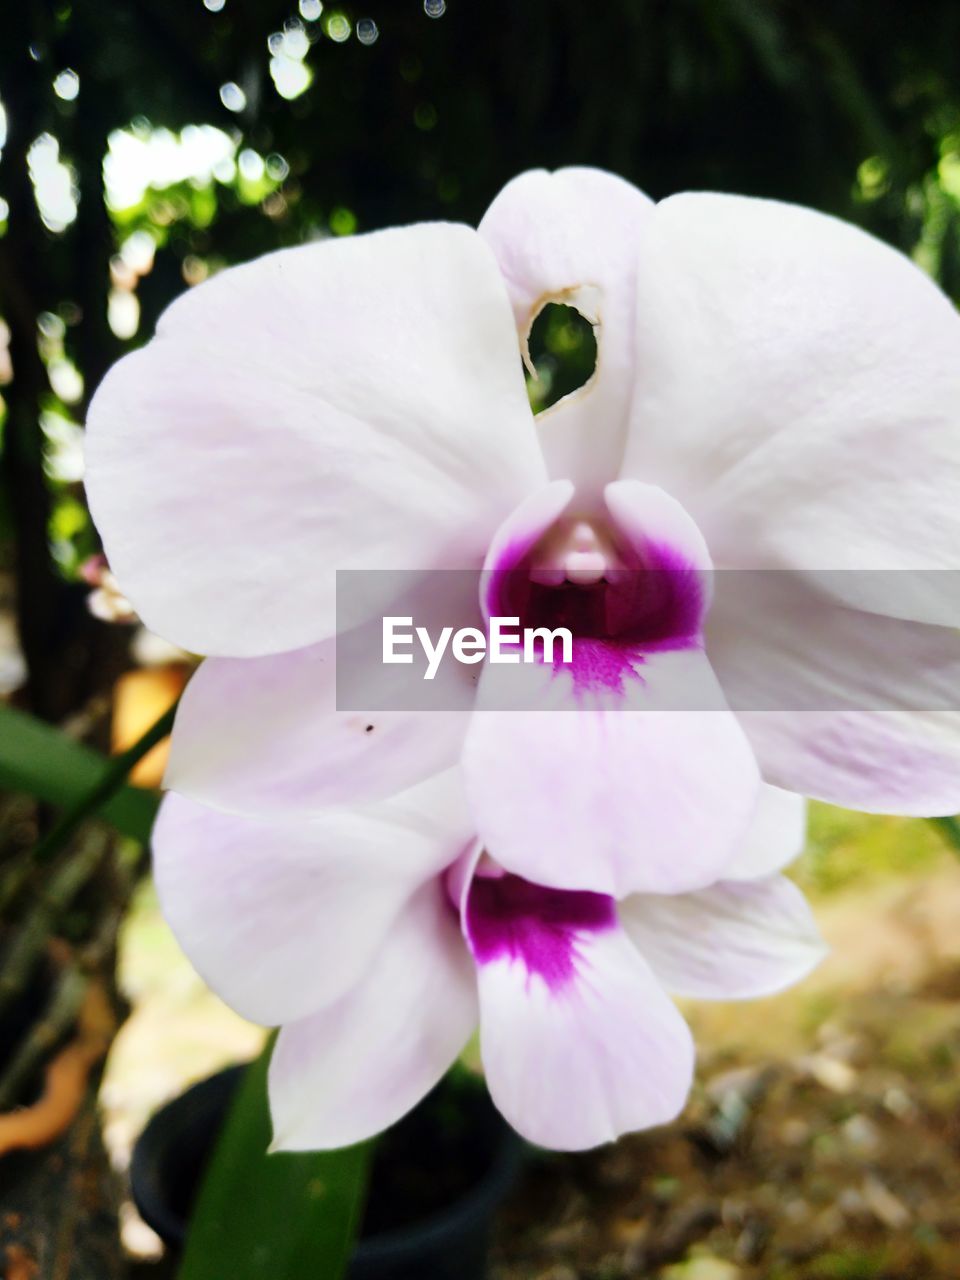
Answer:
[
  {"left": 269, "top": 882, "right": 477, "bottom": 1151},
  {"left": 463, "top": 647, "right": 761, "bottom": 896},
  {"left": 468, "top": 476, "right": 760, "bottom": 896},
  {"left": 620, "top": 875, "right": 827, "bottom": 1001},
  {"left": 462, "top": 867, "right": 694, "bottom": 1150},
  {"left": 152, "top": 772, "right": 473, "bottom": 1026},
  {"left": 471, "top": 890, "right": 696, "bottom": 1152}
]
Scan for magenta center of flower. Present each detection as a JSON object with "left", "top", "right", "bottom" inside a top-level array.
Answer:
[
  {"left": 485, "top": 514, "right": 705, "bottom": 693},
  {"left": 464, "top": 867, "right": 616, "bottom": 992}
]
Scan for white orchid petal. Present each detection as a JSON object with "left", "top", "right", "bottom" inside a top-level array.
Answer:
[
  {"left": 86, "top": 223, "right": 545, "bottom": 657},
  {"left": 479, "top": 479, "right": 575, "bottom": 619},
  {"left": 461, "top": 868, "right": 693, "bottom": 1150},
  {"left": 738, "top": 710, "right": 960, "bottom": 816},
  {"left": 621, "top": 875, "right": 827, "bottom": 1001},
  {"left": 721, "top": 784, "right": 807, "bottom": 880},
  {"left": 464, "top": 650, "right": 760, "bottom": 896},
  {"left": 465, "top": 482, "right": 760, "bottom": 896},
  {"left": 152, "top": 772, "right": 473, "bottom": 1026},
  {"left": 708, "top": 572, "right": 960, "bottom": 813},
  {"left": 605, "top": 479, "right": 713, "bottom": 575},
  {"left": 623, "top": 192, "right": 960, "bottom": 626},
  {"left": 269, "top": 881, "right": 477, "bottom": 1151},
  {"left": 480, "top": 167, "right": 653, "bottom": 493},
  {"left": 166, "top": 630, "right": 473, "bottom": 816}
]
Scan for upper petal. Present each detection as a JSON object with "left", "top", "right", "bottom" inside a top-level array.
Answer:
[
  {"left": 269, "top": 880, "right": 477, "bottom": 1151},
  {"left": 622, "top": 192, "right": 960, "bottom": 624},
  {"left": 152, "top": 771, "right": 473, "bottom": 1026},
  {"left": 480, "top": 167, "right": 653, "bottom": 495},
  {"left": 620, "top": 875, "right": 827, "bottom": 1001},
  {"left": 85, "top": 223, "right": 545, "bottom": 657}
]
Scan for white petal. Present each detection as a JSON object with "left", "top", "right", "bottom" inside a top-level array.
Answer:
[
  {"left": 86, "top": 223, "right": 545, "bottom": 657},
  {"left": 166, "top": 630, "right": 472, "bottom": 816},
  {"left": 466, "top": 478, "right": 760, "bottom": 895},
  {"left": 473, "top": 913, "right": 694, "bottom": 1150},
  {"left": 463, "top": 649, "right": 760, "bottom": 897},
  {"left": 621, "top": 875, "right": 827, "bottom": 1000},
  {"left": 737, "top": 710, "right": 960, "bottom": 816},
  {"left": 605, "top": 479, "right": 713, "bottom": 579},
  {"left": 479, "top": 478, "right": 575, "bottom": 617},
  {"left": 152, "top": 772, "right": 473, "bottom": 1026},
  {"left": 722, "top": 784, "right": 807, "bottom": 880},
  {"left": 269, "top": 882, "right": 477, "bottom": 1151},
  {"left": 623, "top": 192, "right": 960, "bottom": 626},
  {"left": 480, "top": 167, "right": 653, "bottom": 495},
  {"left": 707, "top": 571, "right": 960, "bottom": 813}
]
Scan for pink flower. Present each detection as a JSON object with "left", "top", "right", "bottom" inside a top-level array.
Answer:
[{"left": 86, "top": 168, "right": 960, "bottom": 1148}]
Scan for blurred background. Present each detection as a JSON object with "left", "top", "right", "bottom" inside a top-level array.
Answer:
[{"left": 1, "top": 2, "right": 960, "bottom": 1277}]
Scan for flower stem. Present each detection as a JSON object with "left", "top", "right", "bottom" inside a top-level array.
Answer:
[
  {"left": 0, "top": 827, "right": 111, "bottom": 1018},
  {"left": 28, "top": 700, "right": 178, "bottom": 868},
  {"left": 179, "top": 1037, "right": 372, "bottom": 1280}
]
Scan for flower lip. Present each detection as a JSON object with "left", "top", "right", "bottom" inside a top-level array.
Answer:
[
  {"left": 529, "top": 517, "right": 622, "bottom": 586},
  {"left": 462, "top": 860, "right": 617, "bottom": 992},
  {"left": 488, "top": 513, "right": 706, "bottom": 650}
]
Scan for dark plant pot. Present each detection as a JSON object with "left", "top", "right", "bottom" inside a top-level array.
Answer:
[{"left": 130, "top": 1066, "right": 524, "bottom": 1280}]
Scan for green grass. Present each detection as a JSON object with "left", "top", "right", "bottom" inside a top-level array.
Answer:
[{"left": 794, "top": 805, "right": 950, "bottom": 897}]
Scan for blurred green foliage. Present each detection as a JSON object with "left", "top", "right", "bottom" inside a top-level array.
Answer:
[
  {"left": 525, "top": 303, "right": 598, "bottom": 412},
  {"left": 178, "top": 1042, "right": 370, "bottom": 1280},
  {"left": 3, "top": 0, "right": 960, "bottom": 717},
  {"left": 798, "top": 803, "right": 950, "bottom": 896}
]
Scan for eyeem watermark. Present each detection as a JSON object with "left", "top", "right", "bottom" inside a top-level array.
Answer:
[
  {"left": 336, "top": 569, "right": 960, "bottom": 711},
  {"left": 383, "top": 616, "right": 573, "bottom": 680}
]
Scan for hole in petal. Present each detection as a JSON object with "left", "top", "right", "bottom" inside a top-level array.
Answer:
[{"left": 524, "top": 303, "right": 597, "bottom": 415}]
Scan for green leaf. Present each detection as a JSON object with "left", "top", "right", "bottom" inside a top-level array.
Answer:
[
  {"left": 930, "top": 814, "right": 960, "bottom": 857},
  {"left": 178, "top": 1039, "right": 370, "bottom": 1280},
  {"left": 0, "top": 703, "right": 160, "bottom": 842}
]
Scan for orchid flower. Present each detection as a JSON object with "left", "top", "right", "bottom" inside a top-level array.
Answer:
[
  {"left": 153, "top": 771, "right": 824, "bottom": 1151},
  {"left": 86, "top": 167, "right": 960, "bottom": 1148}
]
